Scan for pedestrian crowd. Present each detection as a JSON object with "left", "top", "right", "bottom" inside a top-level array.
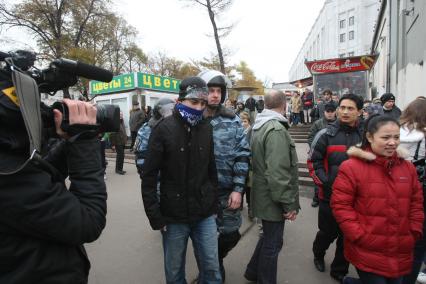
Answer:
[
  {"left": 104, "top": 72, "right": 425, "bottom": 284},
  {"left": 306, "top": 89, "right": 426, "bottom": 284},
  {"left": 1, "top": 60, "right": 425, "bottom": 284}
]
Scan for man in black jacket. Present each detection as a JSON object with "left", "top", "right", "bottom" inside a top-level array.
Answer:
[
  {"left": 129, "top": 101, "right": 145, "bottom": 150},
  {"left": 381, "top": 93, "right": 402, "bottom": 120},
  {"left": 245, "top": 95, "right": 257, "bottom": 123},
  {"left": 0, "top": 94, "right": 107, "bottom": 284},
  {"left": 307, "top": 102, "right": 337, "bottom": 208},
  {"left": 142, "top": 76, "right": 221, "bottom": 283},
  {"left": 308, "top": 94, "right": 364, "bottom": 283},
  {"left": 110, "top": 111, "right": 127, "bottom": 175}
]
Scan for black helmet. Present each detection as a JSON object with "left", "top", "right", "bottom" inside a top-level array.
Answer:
[
  {"left": 198, "top": 70, "right": 232, "bottom": 104},
  {"left": 152, "top": 98, "right": 175, "bottom": 120}
]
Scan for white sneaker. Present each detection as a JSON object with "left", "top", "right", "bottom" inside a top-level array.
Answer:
[{"left": 417, "top": 272, "right": 426, "bottom": 284}]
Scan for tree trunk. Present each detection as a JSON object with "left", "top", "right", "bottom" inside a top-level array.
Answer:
[{"left": 206, "top": 0, "right": 225, "bottom": 74}]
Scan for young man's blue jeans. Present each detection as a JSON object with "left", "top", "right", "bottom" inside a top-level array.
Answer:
[
  {"left": 161, "top": 215, "right": 222, "bottom": 284},
  {"left": 357, "top": 269, "right": 403, "bottom": 284},
  {"left": 245, "top": 220, "right": 285, "bottom": 284}
]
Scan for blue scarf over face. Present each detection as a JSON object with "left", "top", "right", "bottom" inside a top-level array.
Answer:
[{"left": 176, "top": 103, "right": 204, "bottom": 126}]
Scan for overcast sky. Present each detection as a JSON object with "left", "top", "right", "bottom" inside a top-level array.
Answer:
[{"left": 1, "top": 0, "right": 325, "bottom": 84}]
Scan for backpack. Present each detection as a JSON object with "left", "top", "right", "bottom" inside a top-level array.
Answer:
[{"left": 413, "top": 138, "right": 426, "bottom": 189}]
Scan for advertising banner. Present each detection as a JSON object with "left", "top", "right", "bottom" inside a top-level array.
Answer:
[{"left": 305, "top": 55, "right": 377, "bottom": 75}]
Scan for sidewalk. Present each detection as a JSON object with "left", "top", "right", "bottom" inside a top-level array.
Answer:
[
  {"left": 223, "top": 196, "right": 357, "bottom": 284},
  {"left": 87, "top": 162, "right": 357, "bottom": 284},
  {"left": 295, "top": 142, "right": 309, "bottom": 164}
]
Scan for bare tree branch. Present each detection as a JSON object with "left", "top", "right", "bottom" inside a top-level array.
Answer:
[{"left": 179, "top": 0, "right": 234, "bottom": 74}]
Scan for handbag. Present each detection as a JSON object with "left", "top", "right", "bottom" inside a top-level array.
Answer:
[{"left": 413, "top": 138, "right": 426, "bottom": 188}]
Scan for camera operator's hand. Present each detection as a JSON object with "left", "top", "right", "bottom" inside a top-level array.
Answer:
[{"left": 53, "top": 99, "right": 97, "bottom": 139}]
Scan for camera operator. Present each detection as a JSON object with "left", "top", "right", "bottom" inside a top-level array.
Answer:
[{"left": 0, "top": 94, "right": 107, "bottom": 284}]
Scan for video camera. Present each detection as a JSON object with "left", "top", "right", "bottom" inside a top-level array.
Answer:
[
  {"left": 0, "top": 50, "right": 120, "bottom": 175},
  {"left": 0, "top": 50, "right": 120, "bottom": 134}
]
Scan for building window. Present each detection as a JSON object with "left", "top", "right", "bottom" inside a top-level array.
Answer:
[
  {"left": 349, "top": 31, "right": 354, "bottom": 40},
  {"left": 339, "top": 53, "right": 346, "bottom": 58},
  {"left": 348, "top": 51, "right": 354, "bottom": 57},
  {"left": 339, "top": 33, "right": 346, "bottom": 43},
  {"left": 349, "top": 16, "right": 354, "bottom": 26},
  {"left": 339, "top": 19, "right": 345, "bottom": 29}
]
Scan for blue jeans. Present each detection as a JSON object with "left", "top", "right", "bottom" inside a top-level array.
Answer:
[
  {"left": 245, "top": 220, "right": 284, "bottom": 284},
  {"left": 291, "top": 112, "right": 300, "bottom": 125},
  {"left": 357, "top": 269, "right": 403, "bottom": 284},
  {"left": 161, "top": 216, "right": 222, "bottom": 284}
]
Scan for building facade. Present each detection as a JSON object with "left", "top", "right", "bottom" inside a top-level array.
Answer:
[
  {"left": 289, "top": 0, "right": 380, "bottom": 82},
  {"left": 370, "top": 0, "right": 426, "bottom": 108}
]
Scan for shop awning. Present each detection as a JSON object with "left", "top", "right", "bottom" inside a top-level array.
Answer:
[{"left": 289, "top": 77, "right": 313, "bottom": 88}]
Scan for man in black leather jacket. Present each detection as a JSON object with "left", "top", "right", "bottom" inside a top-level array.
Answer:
[
  {"left": 142, "top": 76, "right": 221, "bottom": 283},
  {"left": 0, "top": 92, "right": 107, "bottom": 284}
]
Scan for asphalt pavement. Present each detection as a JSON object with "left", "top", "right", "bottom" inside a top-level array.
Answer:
[{"left": 86, "top": 144, "right": 357, "bottom": 283}]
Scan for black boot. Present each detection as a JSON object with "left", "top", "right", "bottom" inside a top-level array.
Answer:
[
  {"left": 314, "top": 257, "right": 325, "bottom": 272},
  {"left": 330, "top": 272, "right": 346, "bottom": 283},
  {"left": 218, "top": 231, "right": 241, "bottom": 283},
  {"left": 219, "top": 258, "right": 225, "bottom": 283}
]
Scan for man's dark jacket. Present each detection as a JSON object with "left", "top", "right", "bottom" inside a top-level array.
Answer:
[
  {"left": 383, "top": 106, "right": 402, "bottom": 120},
  {"left": 308, "top": 120, "right": 363, "bottom": 201},
  {"left": 109, "top": 120, "right": 127, "bottom": 146},
  {"left": 307, "top": 118, "right": 334, "bottom": 146},
  {"left": 0, "top": 139, "right": 107, "bottom": 284},
  {"left": 129, "top": 108, "right": 145, "bottom": 132},
  {"left": 142, "top": 109, "right": 218, "bottom": 230}
]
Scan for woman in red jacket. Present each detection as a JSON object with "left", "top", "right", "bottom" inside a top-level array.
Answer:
[{"left": 331, "top": 115, "right": 424, "bottom": 284}]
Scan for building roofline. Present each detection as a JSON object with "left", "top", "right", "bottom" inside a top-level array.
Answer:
[{"left": 371, "top": 0, "right": 387, "bottom": 53}]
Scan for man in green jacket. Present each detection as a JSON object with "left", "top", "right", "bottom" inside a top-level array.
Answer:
[{"left": 244, "top": 90, "right": 300, "bottom": 284}]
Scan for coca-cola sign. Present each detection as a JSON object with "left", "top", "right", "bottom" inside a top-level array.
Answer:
[
  {"left": 310, "top": 61, "right": 340, "bottom": 73},
  {"left": 305, "top": 55, "right": 377, "bottom": 74}
]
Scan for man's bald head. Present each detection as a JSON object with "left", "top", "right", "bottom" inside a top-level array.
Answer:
[{"left": 264, "top": 90, "right": 286, "bottom": 110}]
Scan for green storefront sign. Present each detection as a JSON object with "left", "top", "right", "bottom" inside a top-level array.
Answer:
[
  {"left": 90, "top": 73, "right": 136, "bottom": 95},
  {"left": 89, "top": 72, "right": 180, "bottom": 95},
  {"left": 137, "top": 73, "right": 180, "bottom": 93}
]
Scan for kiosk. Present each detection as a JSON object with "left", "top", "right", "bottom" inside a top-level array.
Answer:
[{"left": 305, "top": 55, "right": 377, "bottom": 100}]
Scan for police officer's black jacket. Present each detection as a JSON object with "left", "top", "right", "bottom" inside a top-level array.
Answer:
[
  {"left": 309, "top": 120, "right": 364, "bottom": 201},
  {"left": 142, "top": 109, "right": 218, "bottom": 230},
  {"left": 0, "top": 139, "right": 107, "bottom": 284}
]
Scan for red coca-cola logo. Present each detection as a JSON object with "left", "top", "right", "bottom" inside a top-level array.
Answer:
[{"left": 310, "top": 61, "right": 340, "bottom": 72}]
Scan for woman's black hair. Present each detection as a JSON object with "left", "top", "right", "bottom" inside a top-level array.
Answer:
[{"left": 361, "top": 114, "right": 400, "bottom": 148}]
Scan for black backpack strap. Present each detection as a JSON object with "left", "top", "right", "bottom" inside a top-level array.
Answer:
[{"left": 414, "top": 140, "right": 422, "bottom": 160}]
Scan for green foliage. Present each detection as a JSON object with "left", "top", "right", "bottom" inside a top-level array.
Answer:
[
  {"left": 0, "top": 0, "right": 147, "bottom": 75},
  {"left": 234, "top": 61, "right": 265, "bottom": 97},
  {"left": 0, "top": 0, "right": 264, "bottom": 99}
]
